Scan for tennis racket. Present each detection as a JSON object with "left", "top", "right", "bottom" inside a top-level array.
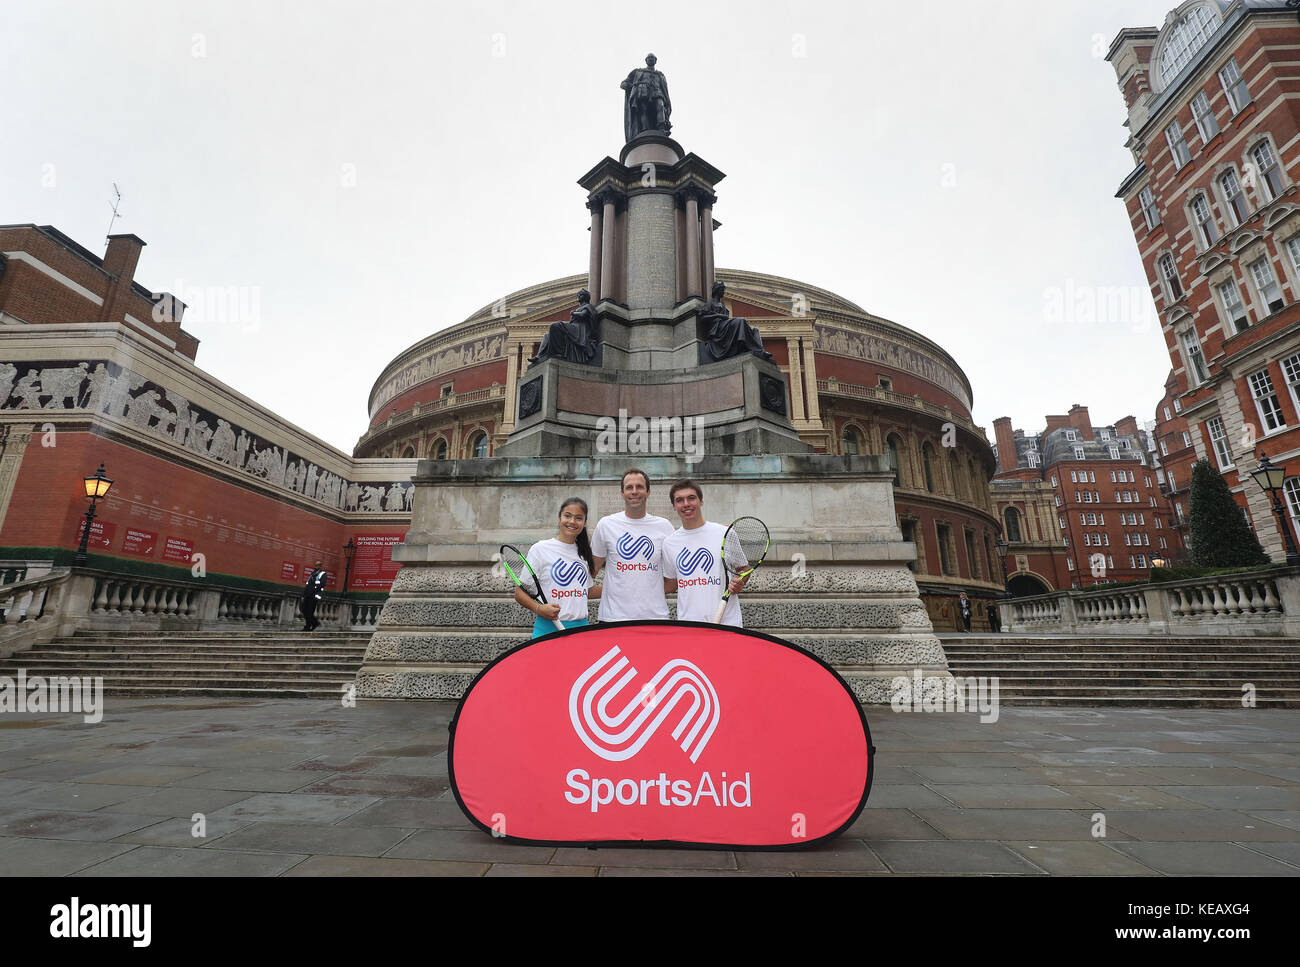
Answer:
[
  {"left": 499, "top": 543, "right": 565, "bottom": 633},
  {"left": 713, "top": 516, "right": 770, "bottom": 622}
]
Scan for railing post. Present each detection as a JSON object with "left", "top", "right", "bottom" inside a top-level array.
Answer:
[
  {"left": 1058, "top": 591, "right": 1079, "bottom": 633},
  {"left": 1143, "top": 583, "right": 1168, "bottom": 634},
  {"left": 1274, "top": 572, "right": 1300, "bottom": 635}
]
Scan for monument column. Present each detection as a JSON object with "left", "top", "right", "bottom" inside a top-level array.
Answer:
[
  {"left": 587, "top": 199, "right": 603, "bottom": 300},
  {"left": 802, "top": 340, "right": 823, "bottom": 424},
  {"left": 681, "top": 188, "right": 701, "bottom": 299},
  {"left": 701, "top": 195, "right": 716, "bottom": 294},
  {"left": 599, "top": 190, "right": 620, "bottom": 304},
  {"left": 498, "top": 339, "right": 523, "bottom": 442}
]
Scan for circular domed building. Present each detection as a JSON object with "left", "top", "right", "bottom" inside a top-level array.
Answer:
[{"left": 356, "top": 268, "right": 1003, "bottom": 629}]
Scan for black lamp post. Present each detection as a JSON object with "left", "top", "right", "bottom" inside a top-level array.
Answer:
[
  {"left": 342, "top": 538, "right": 355, "bottom": 592},
  {"left": 75, "top": 463, "right": 113, "bottom": 566},
  {"left": 1250, "top": 452, "right": 1300, "bottom": 567},
  {"left": 995, "top": 537, "right": 1009, "bottom": 594}
]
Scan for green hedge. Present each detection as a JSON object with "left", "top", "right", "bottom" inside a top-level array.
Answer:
[{"left": 0, "top": 546, "right": 389, "bottom": 600}]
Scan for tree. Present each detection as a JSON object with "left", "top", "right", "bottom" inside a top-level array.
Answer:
[{"left": 1188, "top": 459, "right": 1270, "bottom": 567}]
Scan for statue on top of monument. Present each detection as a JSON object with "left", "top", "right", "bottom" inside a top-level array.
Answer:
[
  {"left": 621, "top": 53, "right": 672, "bottom": 142},
  {"left": 700, "top": 281, "right": 774, "bottom": 363},
  {"left": 528, "top": 289, "right": 600, "bottom": 368}
]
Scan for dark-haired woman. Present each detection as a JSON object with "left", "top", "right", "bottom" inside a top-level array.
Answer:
[{"left": 519, "top": 497, "right": 601, "bottom": 638}]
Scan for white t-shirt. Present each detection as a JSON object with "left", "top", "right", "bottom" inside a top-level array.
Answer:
[
  {"left": 524, "top": 538, "right": 591, "bottom": 623},
  {"left": 591, "top": 512, "right": 675, "bottom": 621},
  {"left": 661, "top": 520, "right": 741, "bottom": 627}
]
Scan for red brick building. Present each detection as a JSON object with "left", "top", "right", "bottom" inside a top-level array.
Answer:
[
  {"left": 993, "top": 406, "right": 1181, "bottom": 590},
  {"left": 1110, "top": 1, "right": 1300, "bottom": 561}
]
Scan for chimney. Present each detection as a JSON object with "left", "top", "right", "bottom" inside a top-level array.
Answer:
[
  {"left": 993, "top": 417, "right": 1017, "bottom": 475},
  {"left": 1068, "top": 404, "right": 1094, "bottom": 441},
  {"left": 1044, "top": 414, "right": 1072, "bottom": 434},
  {"left": 101, "top": 233, "right": 146, "bottom": 322},
  {"left": 1115, "top": 415, "right": 1139, "bottom": 438}
]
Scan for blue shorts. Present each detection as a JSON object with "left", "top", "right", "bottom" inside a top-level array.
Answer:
[{"left": 532, "top": 616, "right": 588, "bottom": 638}]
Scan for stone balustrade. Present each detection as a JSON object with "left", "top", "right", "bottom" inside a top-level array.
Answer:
[
  {"left": 1004, "top": 566, "right": 1300, "bottom": 637},
  {"left": 1, "top": 567, "right": 383, "bottom": 657}
]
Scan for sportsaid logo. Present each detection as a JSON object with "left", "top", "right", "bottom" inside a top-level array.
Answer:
[
  {"left": 565, "top": 644, "right": 747, "bottom": 814},
  {"left": 614, "top": 532, "right": 657, "bottom": 572},
  {"left": 551, "top": 559, "right": 589, "bottom": 599},
  {"left": 675, "top": 546, "right": 719, "bottom": 588}
]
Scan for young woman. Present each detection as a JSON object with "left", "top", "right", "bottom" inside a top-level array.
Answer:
[{"left": 519, "top": 497, "right": 601, "bottom": 638}]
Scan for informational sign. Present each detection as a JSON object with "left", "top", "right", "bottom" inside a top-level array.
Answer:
[
  {"left": 162, "top": 537, "right": 194, "bottom": 563},
  {"left": 450, "top": 621, "right": 874, "bottom": 848},
  {"left": 121, "top": 528, "right": 158, "bottom": 557},
  {"left": 349, "top": 533, "right": 406, "bottom": 589},
  {"left": 74, "top": 517, "right": 115, "bottom": 550},
  {"left": 281, "top": 561, "right": 299, "bottom": 581}
]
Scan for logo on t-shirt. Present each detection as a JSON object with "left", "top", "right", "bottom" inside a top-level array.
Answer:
[
  {"left": 552, "top": 559, "right": 589, "bottom": 589},
  {"left": 676, "top": 547, "right": 714, "bottom": 576},
  {"left": 616, "top": 532, "right": 655, "bottom": 562}
]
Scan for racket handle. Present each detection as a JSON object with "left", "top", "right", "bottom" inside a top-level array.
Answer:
[
  {"left": 552, "top": 618, "right": 567, "bottom": 632},
  {"left": 713, "top": 595, "right": 729, "bottom": 623}
]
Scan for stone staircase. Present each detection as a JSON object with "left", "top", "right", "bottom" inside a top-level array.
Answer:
[
  {"left": 941, "top": 635, "right": 1300, "bottom": 708},
  {"left": 0, "top": 631, "right": 371, "bottom": 699}
]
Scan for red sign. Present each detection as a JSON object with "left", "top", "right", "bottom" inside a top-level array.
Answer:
[
  {"left": 281, "top": 561, "right": 299, "bottom": 581},
  {"left": 449, "top": 621, "right": 874, "bottom": 848},
  {"left": 121, "top": 528, "right": 157, "bottom": 557},
  {"left": 350, "top": 533, "right": 405, "bottom": 589},
  {"left": 162, "top": 537, "right": 194, "bottom": 562},
  {"left": 75, "top": 517, "right": 115, "bottom": 549}
]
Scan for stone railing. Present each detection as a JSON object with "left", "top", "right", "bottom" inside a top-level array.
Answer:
[
  {"left": 1, "top": 566, "right": 383, "bottom": 656},
  {"left": 816, "top": 378, "right": 986, "bottom": 439},
  {"left": 1004, "top": 566, "right": 1300, "bottom": 637},
  {"left": 359, "top": 384, "right": 506, "bottom": 448}
]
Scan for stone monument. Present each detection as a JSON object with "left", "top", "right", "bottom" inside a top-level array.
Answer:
[{"left": 355, "top": 58, "right": 950, "bottom": 704}]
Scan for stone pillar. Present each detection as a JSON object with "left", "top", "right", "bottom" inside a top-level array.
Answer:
[
  {"left": 801, "top": 341, "right": 822, "bottom": 424},
  {"left": 701, "top": 198, "right": 716, "bottom": 294},
  {"left": 599, "top": 191, "right": 618, "bottom": 304},
  {"left": 587, "top": 199, "right": 603, "bottom": 301},
  {"left": 786, "top": 337, "right": 806, "bottom": 421},
  {"left": 682, "top": 188, "right": 701, "bottom": 299},
  {"left": 499, "top": 340, "right": 522, "bottom": 441}
]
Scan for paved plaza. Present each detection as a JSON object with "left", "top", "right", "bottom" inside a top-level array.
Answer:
[{"left": 0, "top": 698, "right": 1297, "bottom": 876}]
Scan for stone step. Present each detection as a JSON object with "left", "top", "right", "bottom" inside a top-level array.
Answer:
[{"left": 96, "top": 685, "right": 348, "bottom": 699}]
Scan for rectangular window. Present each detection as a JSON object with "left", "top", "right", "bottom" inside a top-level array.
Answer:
[
  {"left": 1075, "top": 490, "right": 1082, "bottom": 502},
  {"left": 1074, "top": 446, "right": 1085, "bottom": 461},
  {"left": 1110, "top": 470, "right": 1117, "bottom": 482},
  {"left": 936, "top": 524, "right": 953, "bottom": 576},
  {"left": 1089, "top": 471, "right": 1096, "bottom": 483},
  {"left": 1150, "top": 496, "right": 1157, "bottom": 507},
  {"left": 1145, "top": 475, "right": 1152, "bottom": 488},
  {"left": 1054, "top": 494, "right": 1062, "bottom": 507},
  {"left": 1192, "top": 192, "right": 1218, "bottom": 247},
  {"left": 1059, "top": 515, "right": 1066, "bottom": 530},
  {"left": 1051, "top": 474, "right": 1058, "bottom": 486},
  {"left": 1100, "top": 429, "right": 1111, "bottom": 441},
  {"left": 1219, "top": 168, "right": 1250, "bottom": 226},
  {"left": 1219, "top": 58, "right": 1252, "bottom": 114},
  {"left": 1217, "top": 279, "right": 1249, "bottom": 333},
  {"left": 1070, "top": 470, "right": 1078, "bottom": 483},
  {"left": 1130, "top": 555, "right": 1136, "bottom": 569},
  {"left": 1248, "top": 257, "right": 1284, "bottom": 314},
  {"left": 1098, "top": 513, "right": 1105, "bottom": 525},
  {"left": 1169, "top": 472, "right": 1177, "bottom": 491},
  {"left": 1181, "top": 330, "right": 1210, "bottom": 385},
  {"left": 1144, "top": 534, "right": 1150, "bottom": 546},
  {"left": 1122, "top": 492, "right": 1132, "bottom": 503},
  {"left": 1160, "top": 254, "right": 1184, "bottom": 301},
  {"left": 1163, "top": 405, "right": 1172, "bottom": 422},
  {"left": 1176, "top": 502, "right": 1185, "bottom": 522},
  {"left": 1156, "top": 517, "right": 1163, "bottom": 529},
  {"left": 1129, "top": 471, "right": 1136, "bottom": 483},
  {"left": 1108, "top": 555, "right": 1114, "bottom": 569},
  {"left": 1160, "top": 537, "right": 1167, "bottom": 549},
  {"left": 1083, "top": 533, "right": 1092, "bottom": 546},
  {"left": 1067, "top": 557, "right": 1075, "bottom": 572},
  {"left": 1137, "top": 554, "right": 1148, "bottom": 569},
  {"left": 964, "top": 531, "right": 980, "bottom": 580},
  {"left": 1110, "top": 447, "right": 1121, "bottom": 460},
  {"left": 1103, "top": 534, "right": 1110, "bottom": 546},
  {"left": 1281, "top": 352, "right": 1300, "bottom": 417},
  {"left": 1250, "top": 367, "right": 1287, "bottom": 432},
  {"left": 1207, "top": 416, "right": 1233, "bottom": 469},
  {"left": 1165, "top": 120, "right": 1191, "bottom": 168},
  {"left": 1252, "top": 141, "right": 1284, "bottom": 203},
  {"left": 1027, "top": 453, "right": 1039, "bottom": 468},
  {"left": 1174, "top": 399, "right": 1182, "bottom": 413},
  {"left": 1191, "top": 91, "right": 1219, "bottom": 143},
  {"left": 1094, "top": 491, "right": 1100, "bottom": 501},
  {"left": 1065, "top": 429, "right": 1077, "bottom": 442},
  {"left": 1160, "top": 439, "right": 1169, "bottom": 456},
  {"left": 1182, "top": 431, "right": 1192, "bottom": 448},
  {"left": 1139, "top": 185, "right": 1161, "bottom": 230},
  {"left": 1087, "top": 513, "right": 1097, "bottom": 526},
  {"left": 1125, "top": 533, "right": 1131, "bottom": 546}
]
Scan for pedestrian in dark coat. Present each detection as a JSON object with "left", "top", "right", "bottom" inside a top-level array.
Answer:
[{"left": 302, "top": 560, "right": 326, "bottom": 631}]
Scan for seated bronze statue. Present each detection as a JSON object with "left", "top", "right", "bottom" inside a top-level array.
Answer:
[
  {"left": 700, "top": 281, "right": 773, "bottom": 362},
  {"left": 529, "top": 289, "right": 600, "bottom": 367}
]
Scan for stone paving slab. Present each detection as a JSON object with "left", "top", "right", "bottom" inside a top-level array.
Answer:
[{"left": 0, "top": 698, "right": 1297, "bottom": 876}]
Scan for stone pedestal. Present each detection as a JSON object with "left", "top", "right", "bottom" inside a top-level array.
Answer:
[{"left": 355, "top": 454, "right": 951, "bottom": 703}]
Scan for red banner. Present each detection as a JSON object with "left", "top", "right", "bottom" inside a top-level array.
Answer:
[
  {"left": 162, "top": 537, "right": 194, "bottom": 563},
  {"left": 349, "top": 533, "right": 405, "bottom": 589},
  {"left": 74, "top": 517, "right": 115, "bottom": 549},
  {"left": 450, "top": 621, "right": 873, "bottom": 848},
  {"left": 281, "top": 561, "right": 299, "bottom": 581},
  {"left": 121, "top": 528, "right": 157, "bottom": 557}
]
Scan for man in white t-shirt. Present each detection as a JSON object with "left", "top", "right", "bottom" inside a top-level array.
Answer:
[
  {"left": 591, "top": 468, "right": 676, "bottom": 621},
  {"left": 660, "top": 479, "right": 748, "bottom": 627}
]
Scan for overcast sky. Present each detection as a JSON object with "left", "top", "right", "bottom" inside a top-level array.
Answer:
[{"left": 3, "top": 0, "right": 1184, "bottom": 452}]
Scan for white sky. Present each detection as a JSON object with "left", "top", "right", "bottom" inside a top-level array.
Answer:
[{"left": 2, "top": 0, "right": 1183, "bottom": 453}]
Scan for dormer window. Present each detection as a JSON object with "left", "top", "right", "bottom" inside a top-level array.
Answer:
[{"left": 1156, "top": 4, "right": 1223, "bottom": 89}]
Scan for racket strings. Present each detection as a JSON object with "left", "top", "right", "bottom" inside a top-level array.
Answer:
[
  {"left": 499, "top": 544, "right": 543, "bottom": 599},
  {"left": 723, "top": 518, "right": 769, "bottom": 575}
]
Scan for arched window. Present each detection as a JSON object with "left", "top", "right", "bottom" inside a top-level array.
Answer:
[
  {"left": 922, "top": 444, "right": 935, "bottom": 493},
  {"left": 469, "top": 432, "right": 488, "bottom": 459},
  {"left": 1004, "top": 507, "right": 1022, "bottom": 543},
  {"left": 948, "top": 452, "right": 963, "bottom": 498},
  {"left": 1284, "top": 476, "right": 1300, "bottom": 522},
  {"left": 433, "top": 439, "right": 448, "bottom": 460},
  {"left": 401, "top": 446, "right": 416, "bottom": 459},
  {"left": 842, "top": 425, "right": 862, "bottom": 455},
  {"left": 887, "top": 436, "right": 902, "bottom": 487}
]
